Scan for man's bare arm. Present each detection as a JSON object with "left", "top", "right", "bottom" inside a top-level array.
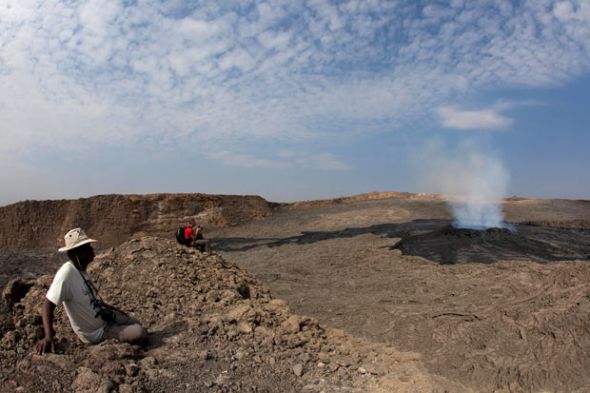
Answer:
[{"left": 35, "top": 299, "right": 56, "bottom": 355}]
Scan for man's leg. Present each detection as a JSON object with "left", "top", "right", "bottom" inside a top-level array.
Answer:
[
  {"left": 112, "top": 311, "right": 140, "bottom": 325},
  {"left": 101, "top": 311, "right": 148, "bottom": 344},
  {"left": 193, "top": 239, "right": 210, "bottom": 252}
]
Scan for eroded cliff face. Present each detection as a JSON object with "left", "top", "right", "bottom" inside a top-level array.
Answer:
[{"left": 0, "top": 193, "right": 276, "bottom": 250}]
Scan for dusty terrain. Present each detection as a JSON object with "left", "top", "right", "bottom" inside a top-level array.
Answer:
[
  {"left": 211, "top": 195, "right": 590, "bottom": 392},
  {"left": 1, "top": 237, "right": 465, "bottom": 393},
  {"left": 2, "top": 192, "right": 590, "bottom": 392}
]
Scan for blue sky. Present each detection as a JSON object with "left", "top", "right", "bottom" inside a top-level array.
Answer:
[{"left": 1, "top": 0, "right": 589, "bottom": 206}]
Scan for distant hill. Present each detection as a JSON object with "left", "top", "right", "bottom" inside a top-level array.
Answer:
[{"left": 0, "top": 193, "right": 276, "bottom": 250}]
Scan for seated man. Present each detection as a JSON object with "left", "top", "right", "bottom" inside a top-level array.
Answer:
[
  {"left": 184, "top": 219, "right": 210, "bottom": 252},
  {"left": 35, "top": 228, "right": 147, "bottom": 354}
]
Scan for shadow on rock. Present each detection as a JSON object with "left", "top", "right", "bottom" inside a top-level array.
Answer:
[{"left": 146, "top": 319, "right": 188, "bottom": 350}]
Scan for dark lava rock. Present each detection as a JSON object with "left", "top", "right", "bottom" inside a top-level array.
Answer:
[{"left": 393, "top": 224, "right": 586, "bottom": 264}]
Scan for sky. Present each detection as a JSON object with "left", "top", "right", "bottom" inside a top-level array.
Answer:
[{"left": 1, "top": 0, "right": 589, "bottom": 206}]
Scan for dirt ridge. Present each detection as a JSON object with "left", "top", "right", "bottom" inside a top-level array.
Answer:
[{"left": 0, "top": 193, "right": 276, "bottom": 250}]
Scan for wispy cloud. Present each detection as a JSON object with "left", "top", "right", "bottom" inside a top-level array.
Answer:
[
  {"left": 436, "top": 105, "right": 513, "bottom": 130},
  {"left": 0, "top": 0, "right": 589, "bottom": 163},
  {"left": 206, "top": 150, "right": 349, "bottom": 171},
  {"left": 296, "top": 152, "right": 350, "bottom": 170},
  {"left": 206, "top": 151, "right": 291, "bottom": 169}
]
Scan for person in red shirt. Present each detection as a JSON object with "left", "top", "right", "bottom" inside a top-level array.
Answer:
[
  {"left": 183, "top": 219, "right": 196, "bottom": 244},
  {"left": 184, "top": 219, "right": 209, "bottom": 251}
]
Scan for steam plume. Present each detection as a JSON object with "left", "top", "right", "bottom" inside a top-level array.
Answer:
[
  {"left": 447, "top": 151, "right": 509, "bottom": 229},
  {"left": 418, "top": 140, "right": 511, "bottom": 229}
]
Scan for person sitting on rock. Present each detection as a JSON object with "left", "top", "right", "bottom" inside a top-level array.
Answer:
[
  {"left": 184, "top": 219, "right": 210, "bottom": 252},
  {"left": 35, "top": 228, "right": 148, "bottom": 354}
]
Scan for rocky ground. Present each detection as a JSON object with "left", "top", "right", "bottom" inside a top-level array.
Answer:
[
  {"left": 1, "top": 237, "right": 465, "bottom": 393},
  {"left": 211, "top": 196, "right": 590, "bottom": 392},
  {"left": 2, "top": 192, "right": 590, "bottom": 392}
]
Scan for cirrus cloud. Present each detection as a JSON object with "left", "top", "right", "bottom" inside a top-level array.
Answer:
[
  {"left": 0, "top": 0, "right": 589, "bottom": 165},
  {"left": 436, "top": 105, "right": 513, "bottom": 130}
]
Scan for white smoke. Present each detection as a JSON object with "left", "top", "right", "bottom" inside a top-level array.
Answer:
[
  {"left": 416, "top": 140, "right": 511, "bottom": 229},
  {"left": 446, "top": 151, "right": 509, "bottom": 229}
]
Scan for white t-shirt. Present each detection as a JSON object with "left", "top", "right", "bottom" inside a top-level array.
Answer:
[{"left": 46, "top": 261, "right": 106, "bottom": 344}]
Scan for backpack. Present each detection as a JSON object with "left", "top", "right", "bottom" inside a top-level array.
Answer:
[{"left": 176, "top": 227, "right": 188, "bottom": 245}]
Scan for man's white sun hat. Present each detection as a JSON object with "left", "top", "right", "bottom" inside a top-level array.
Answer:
[{"left": 58, "top": 228, "right": 97, "bottom": 252}]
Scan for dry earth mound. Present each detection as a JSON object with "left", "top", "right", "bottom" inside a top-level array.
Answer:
[{"left": 0, "top": 237, "right": 466, "bottom": 393}]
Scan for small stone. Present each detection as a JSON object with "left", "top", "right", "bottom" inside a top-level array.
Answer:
[
  {"left": 318, "top": 352, "right": 331, "bottom": 363},
  {"left": 0, "top": 331, "right": 19, "bottom": 349},
  {"left": 238, "top": 321, "right": 253, "bottom": 334},
  {"left": 125, "top": 363, "right": 139, "bottom": 377},
  {"left": 299, "top": 353, "right": 311, "bottom": 364},
  {"left": 72, "top": 367, "right": 113, "bottom": 393},
  {"left": 227, "top": 304, "right": 251, "bottom": 322},
  {"left": 233, "top": 350, "right": 247, "bottom": 361},
  {"left": 254, "top": 326, "right": 272, "bottom": 337},
  {"left": 335, "top": 356, "right": 352, "bottom": 367},
  {"left": 139, "top": 356, "right": 157, "bottom": 369},
  {"left": 264, "top": 299, "right": 288, "bottom": 313},
  {"left": 118, "top": 384, "right": 133, "bottom": 393},
  {"left": 293, "top": 363, "right": 304, "bottom": 377},
  {"left": 198, "top": 324, "right": 209, "bottom": 335},
  {"left": 16, "top": 358, "right": 31, "bottom": 371},
  {"left": 215, "top": 372, "right": 230, "bottom": 386},
  {"left": 281, "top": 315, "right": 302, "bottom": 334}
]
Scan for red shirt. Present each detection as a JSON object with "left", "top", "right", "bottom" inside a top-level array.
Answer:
[{"left": 184, "top": 227, "right": 194, "bottom": 240}]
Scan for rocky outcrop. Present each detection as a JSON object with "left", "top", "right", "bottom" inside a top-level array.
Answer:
[
  {"left": 0, "top": 237, "right": 466, "bottom": 392},
  {"left": 0, "top": 193, "right": 276, "bottom": 250}
]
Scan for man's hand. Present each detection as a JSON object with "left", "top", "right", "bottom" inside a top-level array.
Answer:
[
  {"left": 37, "top": 299, "right": 57, "bottom": 355},
  {"left": 35, "top": 336, "right": 55, "bottom": 355}
]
